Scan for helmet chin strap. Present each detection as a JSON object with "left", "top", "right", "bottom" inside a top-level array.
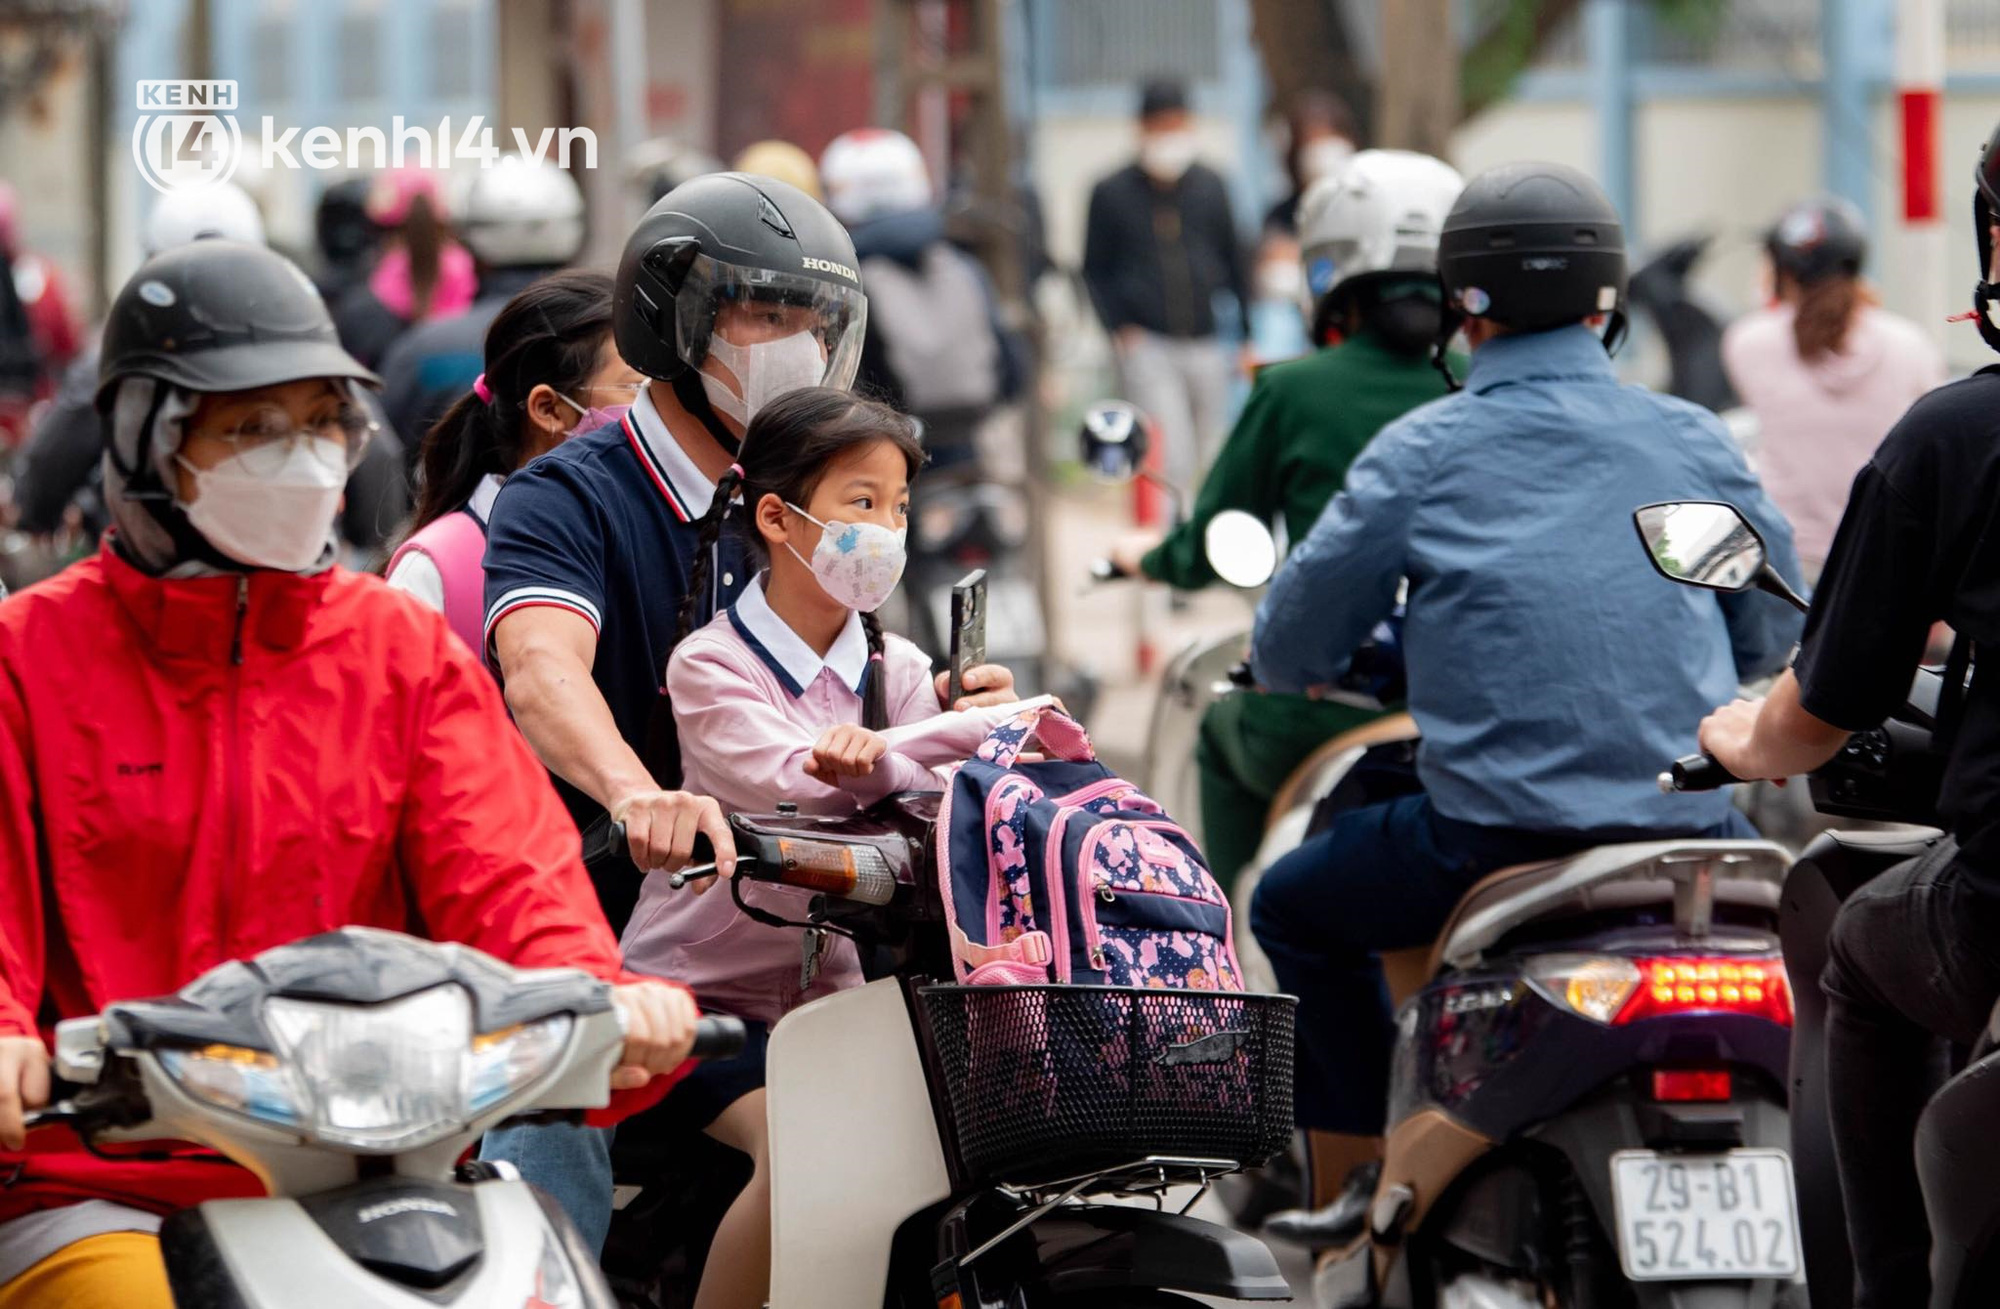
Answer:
[
  {"left": 106, "top": 383, "right": 244, "bottom": 574},
  {"left": 669, "top": 369, "right": 743, "bottom": 458},
  {"left": 1600, "top": 307, "right": 1630, "bottom": 357},
  {"left": 1431, "top": 307, "right": 1465, "bottom": 393},
  {"left": 1975, "top": 282, "right": 2000, "bottom": 354}
]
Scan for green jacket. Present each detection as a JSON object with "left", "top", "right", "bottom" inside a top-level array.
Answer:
[{"left": 1141, "top": 330, "right": 1463, "bottom": 589}]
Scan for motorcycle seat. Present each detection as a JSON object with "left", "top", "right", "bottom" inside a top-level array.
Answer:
[{"left": 1422, "top": 839, "right": 1792, "bottom": 976}]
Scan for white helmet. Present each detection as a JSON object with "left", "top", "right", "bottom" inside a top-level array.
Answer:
[
  {"left": 1297, "top": 149, "right": 1463, "bottom": 312},
  {"left": 819, "top": 129, "right": 932, "bottom": 226},
  {"left": 142, "top": 182, "right": 266, "bottom": 257},
  {"left": 457, "top": 156, "right": 586, "bottom": 268}
]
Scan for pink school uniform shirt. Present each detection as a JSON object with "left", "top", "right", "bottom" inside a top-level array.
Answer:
[
  {"left": 620, "top": 574, "right": 1046, "bottom": 1025},
  {"left": 1722, "top": 303, "right": 1945, "bottom": 569}
]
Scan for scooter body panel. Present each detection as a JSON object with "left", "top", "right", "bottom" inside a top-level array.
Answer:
[
  {"left": 766, "top": 977, "right": 951, "bottom": 1309},
  {"left": 1024, "top": 1203, "right": 1292, "bottom": 1301},
  {"left": 163, "top": 1178, "right": 602, "bottom": 1308}
]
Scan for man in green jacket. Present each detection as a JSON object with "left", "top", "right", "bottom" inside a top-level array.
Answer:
[{"left": 1112, "top": 150, "right": 1466, "bottom": 890}]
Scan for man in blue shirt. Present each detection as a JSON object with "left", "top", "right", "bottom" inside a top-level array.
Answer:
[{"left": 1249, "top": 163, "right": 1803, "bottom": 1237}]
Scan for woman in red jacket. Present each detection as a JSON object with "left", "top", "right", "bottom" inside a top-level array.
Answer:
[{"left": 0, "top": 239, "right": 702, "bottom": 1307}]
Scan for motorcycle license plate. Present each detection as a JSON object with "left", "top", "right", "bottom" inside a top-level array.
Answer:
[{"left": 1609, "top": 1149, "right": 1801, "bottom": 1281}]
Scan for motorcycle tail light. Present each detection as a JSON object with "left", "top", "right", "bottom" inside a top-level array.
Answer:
[
  {"left": 1653, "top": 1068, "right": 1733, "bottom": 1102},
  {"left": 1619, "top": 957, "right": 1793, "bottom": 1027}
]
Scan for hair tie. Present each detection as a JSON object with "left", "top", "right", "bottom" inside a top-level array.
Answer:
[
  {"left": 869, "top": 650, "right": 884, "bottom": 663},
  {"left": 472, "top": 373, "right": 493, "bottom": 404},
  {"left": 728, "top": 462, "right": 745, "bottom": 480}
]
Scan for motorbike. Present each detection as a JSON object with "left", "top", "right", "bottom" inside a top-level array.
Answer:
[
  {"left": 1639, "top": 498, "right": 2000, "bottom": 1307},
  {"left": 1222, "top": 502, "right": 1806, "bottom": 1308},
  {"left": 21, "top": 925, "right": 743, "bottom": 1308},
  {"left": 593, "top": 797, "right": 1299, "bottom": 1309}
]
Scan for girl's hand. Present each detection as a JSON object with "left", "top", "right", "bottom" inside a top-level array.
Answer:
[
  {"left": 806, "top": 725, "right": 889, "bottom": 780},
  {"left": 937, "top": 663, "right": 1019, "bottom": 711}
]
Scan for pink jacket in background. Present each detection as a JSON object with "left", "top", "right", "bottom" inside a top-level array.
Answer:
[
  {"left": 620, "top": 575, "right": 1045, "bottom": 1025},
  {"left": 1722, "top": 303, "right": 1945, "bottom": 568}
]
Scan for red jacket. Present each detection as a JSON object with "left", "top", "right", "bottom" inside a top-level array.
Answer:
[{"left": 0, "top": 544, "right": 676, "bottom": 1225}]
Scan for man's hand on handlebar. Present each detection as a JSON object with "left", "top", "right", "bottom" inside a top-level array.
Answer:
[
  {"left": 608, "top": 790, "right": 737, "bottom": 881},
  {"left": 1109, "top": 532, "right": 1160, "bottom": 580},
  {"left": 0, "top": 1034, "right": 51, "bottom": 1150},
  {"left": 608, "top": 981, "right": 700, "bottom": 1091},
  {"left": 1697, "top": 697, "right": 1783, "bottom": 784}
]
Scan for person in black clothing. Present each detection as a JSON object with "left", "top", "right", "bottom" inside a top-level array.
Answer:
[
  {"left": 1081, "top": 78, "right": 1249, "bottom": 496},
  {"left": 1695, "top": 118, "right": 2000, "bottom": 1309}
]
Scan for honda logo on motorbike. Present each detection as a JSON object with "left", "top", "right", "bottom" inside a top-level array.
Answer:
[{"left": 356, "top": 1196, "right": 459, "bottom": 1224}]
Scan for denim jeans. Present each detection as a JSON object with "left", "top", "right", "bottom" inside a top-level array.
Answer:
[
  {"left": 1250, "top": 791, "right": 1756, "bottom": 1134},
  {"left": 479, "top": 1120, "right": 616, "bottom": 1254},
  {"left": 1822, "top": 838, "right": 2000, "bottom": 1309}
]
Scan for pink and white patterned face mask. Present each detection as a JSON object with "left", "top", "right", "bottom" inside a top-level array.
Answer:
[{"left": 784, "top": 501, "right": 908, "bottom": 613}]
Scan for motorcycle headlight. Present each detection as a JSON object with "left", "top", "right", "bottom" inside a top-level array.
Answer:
[
  {"left": 158, "top": 986, "right": 578, "bottom": 1151},
  {"left": 262, "top": 986, "right": 476, "bottom": 1151}
]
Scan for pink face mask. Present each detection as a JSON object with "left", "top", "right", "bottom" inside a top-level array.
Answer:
[{"left": 558, "top": 394, "right": 631, "bottom": 438}]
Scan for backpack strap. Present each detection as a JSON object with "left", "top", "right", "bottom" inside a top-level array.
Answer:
[
  {"left": 973, "top": 704, "right": 1096, "bottom": 770},
  {"left": 387, "top": 508, "right": 487, "bottom": 654}
]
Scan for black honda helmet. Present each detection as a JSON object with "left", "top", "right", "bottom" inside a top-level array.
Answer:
[
  {"left": 97, "top": 239, "right": 377, "bottom": 411},
  {"left": 1766, "top": 197, "right": 1867, "bottom": 286},
  {"left": 614, "top": 172, "right": 868, "bottom": 449},
  {"left": 1437, "top": 161, "right": 1627, "bottom": 336},
  {"left": 1972, "top": 119, "right": 2000, "bottom": 352}
]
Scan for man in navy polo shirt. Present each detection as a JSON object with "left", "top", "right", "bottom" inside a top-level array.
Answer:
[{"left": 485, "top": 173, "right": 877, "bottom": 928}]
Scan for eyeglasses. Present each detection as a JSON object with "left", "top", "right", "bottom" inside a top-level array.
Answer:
[
  {"left": 571, "top": 380, "right": 646, "bottom": 403},
  {"left": 210, "top": 403, "right": 378, "bottom": 475}
]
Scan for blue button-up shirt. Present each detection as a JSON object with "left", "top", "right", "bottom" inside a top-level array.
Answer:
[{"left": 1252, "top": 324, "right": 1804, "bottom": 834}]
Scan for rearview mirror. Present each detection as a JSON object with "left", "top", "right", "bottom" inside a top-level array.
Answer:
[
  {"left": 1633, "top": 501, "right": 1766, "bottom": 593},
  {"left": 1078, "top": 400, "right": 1150, "bottom": 482},
  {"left": 1204, "top": 510, "right": 1278, "bottom": 589}
]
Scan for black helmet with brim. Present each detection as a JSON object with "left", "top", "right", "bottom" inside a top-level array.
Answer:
[
  {"left": 96, "top": 239, "right": 377, "bottom": 412},
  {"left": 1437, "top": 161, "right": 1627, "bottom": 334}
]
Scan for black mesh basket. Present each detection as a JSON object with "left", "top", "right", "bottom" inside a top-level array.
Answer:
[{"left": 917, "top": 984, "right": 1295, "bottom": 1188}]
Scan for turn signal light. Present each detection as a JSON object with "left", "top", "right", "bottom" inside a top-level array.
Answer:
[
  {"left": 1617, "top": 957, "right": 1793, "bottom": 1027},
  {"left": 1653, "top": 1068, "right": 1733, "bottom": 1102}
]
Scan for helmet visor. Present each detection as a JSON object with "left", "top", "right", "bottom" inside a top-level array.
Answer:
[{"left": 674, "top": 253, "right": 868, "bottom": 397}]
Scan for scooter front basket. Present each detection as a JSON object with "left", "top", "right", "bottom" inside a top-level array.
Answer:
[{"left": 916, "top": 984, "right": 1295, "bottom": 1189}]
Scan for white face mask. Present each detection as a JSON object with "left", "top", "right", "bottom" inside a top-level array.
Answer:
[
  {"left": 1298, "top": 137, "right": 1355, "bottom": 186},
  {"left": 783, "top": 501, "right": 907, "bottom": 613},
  {"left": 700, "top": 329, "right": 827, "bottom": 427},
  {"left": 1255, "top": 257, "right": 1305, "bottom": 305},
  {"left": 1139, "top": 131, "right": 1198, "bottom": 184},
  {"left": 176, "top": 437, "right": 345, "bottom": 571}
]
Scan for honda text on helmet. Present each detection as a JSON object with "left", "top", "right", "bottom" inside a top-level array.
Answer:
[
  {"left": 613, "top": 172, "right": 868, "bottom": 453},
  {"left": 96, "top": 240, "right": 378, "bottom": 573},
  {"left": 1435, "top": 160, "right": 1630, "bottom": 387},
  {"left": 1766, "top": 195, "right": 1868, "bottom": 288},
  {"left": 1296, "top": 147, "right": 1463, "bottom": 345},
  {"left": 1971, "top": 117, "right": 2000, "bottom": 351}
]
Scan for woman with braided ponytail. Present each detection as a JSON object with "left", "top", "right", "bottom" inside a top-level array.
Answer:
[
  {"left": 619, "top": 385, "right": 1046, "bottom": 1309},
  {"left": 384, "top": 270, "right": 642, "bottom": 651}
]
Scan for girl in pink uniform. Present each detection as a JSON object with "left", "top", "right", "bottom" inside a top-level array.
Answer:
[{"left": 620, "top": 386, "right": 1040, "bottom": 1309}]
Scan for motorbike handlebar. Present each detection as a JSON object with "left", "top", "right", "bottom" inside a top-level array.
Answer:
[
  {"left": 689, "top": 1016, "right": 747, "bottom": 1061},
  {"left": 1657, "top": 753, "right": 1743, "bottom": 793},
  {"left": 1088, "top": 557, "right": 1132, "bottom": 583}
]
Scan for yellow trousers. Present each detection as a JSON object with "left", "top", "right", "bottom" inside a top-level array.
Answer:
[{"left": 0, "top": 1231, "right": 173, "bottom": 1309}]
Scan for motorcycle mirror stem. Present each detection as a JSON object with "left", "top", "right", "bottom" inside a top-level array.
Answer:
[{"left": 1753, "top": 563, "right": 1810, "bottom": 615}]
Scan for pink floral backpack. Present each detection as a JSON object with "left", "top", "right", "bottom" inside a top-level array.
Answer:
[{"left": 935, "top": 705, "right": 1245, "bottom": 991}]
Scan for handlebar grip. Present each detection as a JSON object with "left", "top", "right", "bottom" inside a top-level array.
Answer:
[
  {"left": 1089, "top": 558, "right": 1130, "bottom": 582},
  {"left": 1226, "top": 661, "right": 1256, "bottom": 689},
  {"left": 690, "top": 1016, "right": 747, "bottom": 1061},
  {"left": 1659, "top": 753, "right": 1743, "bottom": 793}
]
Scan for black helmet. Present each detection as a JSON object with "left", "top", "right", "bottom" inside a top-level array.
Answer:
[
  {"left": 315, "top": 177, "right": 376, "bottom": 266},
  {"left": 1972, "top": 120, "right": 2000, "bottom": 352},
  {"left": 97, "top": 239, "right": 376, "bottom": 411},
  {"left": 1437, "top": 161, "right": 1627, "bottom": 338},
  {"left": 614, "top": 172, "right": 868, "bottom": 450},
  {"left": 1766, "top": 197, "right": 1866, "bottom": 286}
]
